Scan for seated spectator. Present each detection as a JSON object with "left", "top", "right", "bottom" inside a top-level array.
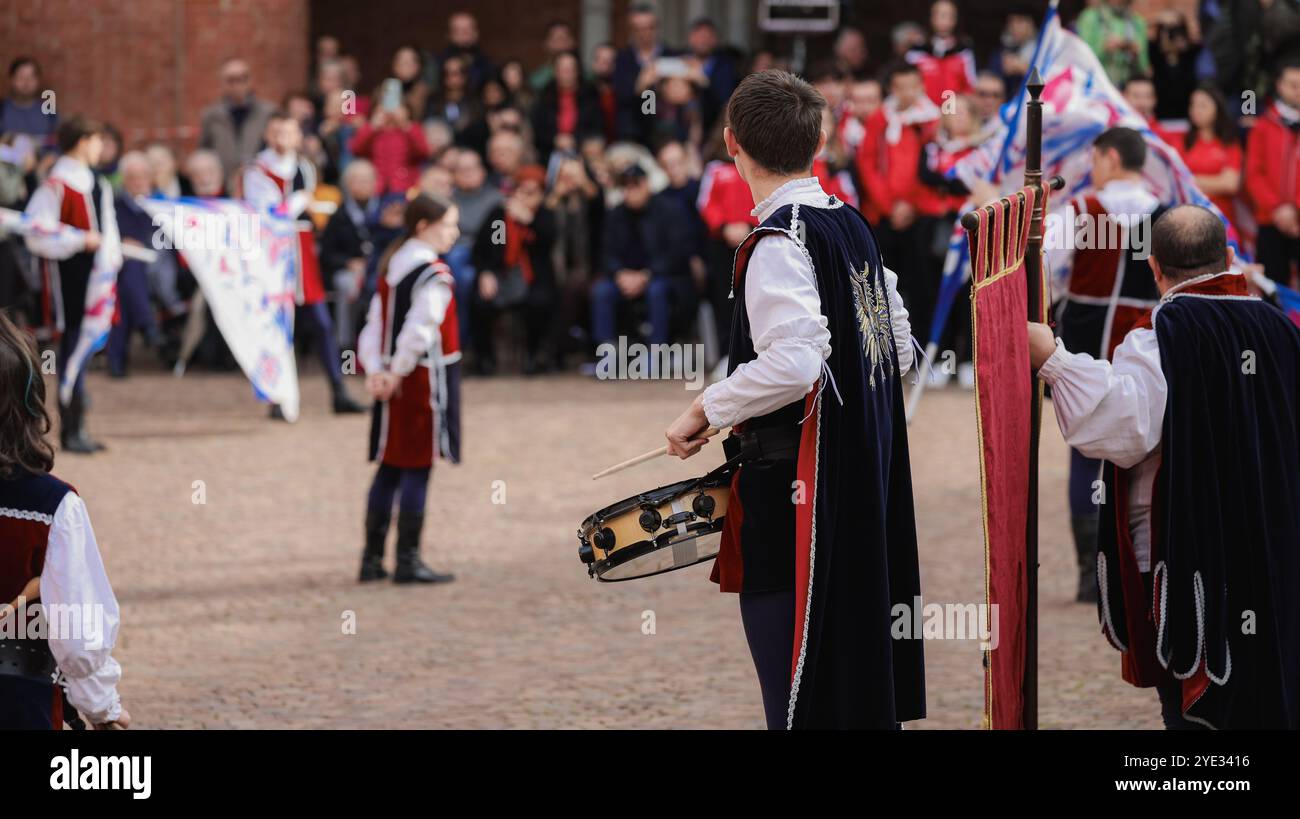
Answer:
[
  {"left": 1177, "top": 84, "right": 1241, "bottom": 229},
  {"left": 348, "top": 102, "right": 430, "bottom": 194},
  {"left": 486, "top": 129, "right": 528, "bottom": 193},
  {"left": 417, "top": 164, "right": 453, "bottom": 199},
  {"left": 990, "top": 9, "right": 1037, "bottom": 91},
  {"left": 546, "top": 152, "right": 604, "bottom": 363},
  {"left": 449, "top": 149, "right": 505, "bottom": 340},
  {"left": 320, "top": 158, "right": 381, "bottom": 348},
  {"left": 532, "top": 51, "right": 604, "bottom": 160},
  {"left": 647, "top": 74, "right": 703, "bottom": 147},
  {"left": 107, "top": 151, "right": 163, "bottom": 377},
  {"left": 906, "top": 0, "right": 976, "bottom": 106},
  {"left": 591, "top": 164, "right": 690, "bottom": 353},
  {"left": 145, "top": 143, "right": 185, "bottom": 198},
  {"left": 655, "top": 139, "right": 706, "bottom": 285},
  {"left": 1077, "top": 0, "right": 1150, "bottom": 89},
  {"left": 470, "top": 165, "right": 557, "bottom": 374},
  {"left": 1246, "top": 61, "right": 1300, "bottom": 286}
]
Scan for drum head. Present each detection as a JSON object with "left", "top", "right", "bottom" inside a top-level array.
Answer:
[{"left": 592, "top": 523, "right": 721, "bottom": 582}]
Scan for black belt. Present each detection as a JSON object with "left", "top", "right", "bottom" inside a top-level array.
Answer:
[
  {"left": 722, "top": 424, "right": 801, "bottom": 465},
  {"left": 0, "top": 638, "right": 58, "bottom": 683}
]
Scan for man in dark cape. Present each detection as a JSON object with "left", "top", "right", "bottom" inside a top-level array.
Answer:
[
  {"left": 666, "top": 70, "right": 925, "bottom": 729},
  {"left": 1031, "top": 204, "right": 1300, "bottom": 729}
]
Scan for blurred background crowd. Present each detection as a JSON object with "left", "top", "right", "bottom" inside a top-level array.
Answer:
[{"left": 0, "top": 0, "right": 1296, "bottom": 385}]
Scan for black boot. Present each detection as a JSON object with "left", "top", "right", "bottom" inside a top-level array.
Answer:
[
  {"left": 59, "top": 396, "right": 101, "bottom": 455},
  {"left": 358, "top": 510, "right": 390, "bottom": 582},
  {"left": 1071, "top": 515, "right": 1100, "bottom": 603},
  {"left": 332, "top": 383, "right": 365, "bottom": 414},
  {"left": 393, "top": 513, "right": 455, "bottom": 584}
]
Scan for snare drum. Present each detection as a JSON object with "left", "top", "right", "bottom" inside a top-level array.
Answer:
[{"left": 577, "top": 464, "right": 733, "bottom": 582}]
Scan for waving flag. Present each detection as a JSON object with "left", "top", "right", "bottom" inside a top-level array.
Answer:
[
  {"left": 141, "top": 197, "right": 301, "bottom": 421},
  {"left": 909, "top": 0, "right": 1244, "bottom": 420}
]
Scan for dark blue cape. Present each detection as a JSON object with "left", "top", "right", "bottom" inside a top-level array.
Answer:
[
  {"left": 722, "top": 194, "right": 926, "bottom": 728},
  {"left": 1098, "top": 273, "right": 1300, "bottom": 728}
]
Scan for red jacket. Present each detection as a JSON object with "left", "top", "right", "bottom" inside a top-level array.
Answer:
[
  {"left": 906, "top": 38, "right": 976, "bottom": 106},
  {"left": 697, "top": 160, "right": 757, "bottom": 236},
  {"left": 856, "top": 107, "right": 936, "bottom": 220},
  {"left": 349, "top": 123, "right": 431, "bottom": 194},
  {"left": 1245, "top": 103, "right": 1300, "bottom": 225}
]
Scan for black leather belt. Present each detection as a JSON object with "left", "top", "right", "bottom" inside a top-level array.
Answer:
[
  {"left": 0, "top": 638, "right": 58, "bottom": 683},
  {"left": 723, "top": 424, "right": 801, "bottom": 464}
]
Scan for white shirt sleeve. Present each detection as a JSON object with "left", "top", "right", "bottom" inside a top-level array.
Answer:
[
  {"left": 357, "top": 293, "right": 383, "bottom": 374},
  {"left": 883, "top": 265, "right": 914, "bottom": 377},
  {"left": 40, "top": 493, "right": 123, "bottom": 725},
  {"left": 389, "top": 276, "right": 452, "bottom": 377},
  {"left": 1036, "top": 327, "right": 1166, "bottom": 468},
  {"left": 701, "top": 234, "right": 830, "bottom": 429},
  {"left": 23, "top": 183, "right": 86, "bottom": 260}
]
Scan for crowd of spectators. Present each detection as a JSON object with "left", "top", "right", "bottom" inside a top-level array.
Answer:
[{"left": 2, "top": 1, "right": 1300, "bottom": 384}]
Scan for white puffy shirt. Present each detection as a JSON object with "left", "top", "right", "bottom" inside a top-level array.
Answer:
[
  {"left": 701, "top": 177, "right": 913, "bottom": 429},
  {"left": 39, "top": 494, "right": 123, "bottom": 724},
  {"left": 357, "top": 238, "right": 453, "bottom": 377}
]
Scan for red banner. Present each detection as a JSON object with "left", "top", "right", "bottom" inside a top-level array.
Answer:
[{"left": 969, "top": 186, "right": 1041, "bottom": 730}]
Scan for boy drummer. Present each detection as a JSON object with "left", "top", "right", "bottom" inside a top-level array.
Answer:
[{"left": 665, "top": 70, "right": 926, "bottom": 729}]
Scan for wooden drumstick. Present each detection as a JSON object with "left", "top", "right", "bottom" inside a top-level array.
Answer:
[{"left": 591, "top": 427, "right": 720, "bottom": 481}]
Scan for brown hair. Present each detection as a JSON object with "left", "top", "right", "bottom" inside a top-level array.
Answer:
[
  {"left": 0, "top": 311, "right": 55, "bottom": 478},
  {"left": 725, "top": 70, "right": 825, "bottom": 175},
  {"left": 56, "top": 114, "right": 104, "bottom": 156},
  {"left": 376, "top": 193, "right": 454, "bottom": 278}
]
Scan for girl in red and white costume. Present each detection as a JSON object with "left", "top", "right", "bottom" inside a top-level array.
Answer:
[{"left": 356, "top": 195, "right": 461, "bottom": 584}]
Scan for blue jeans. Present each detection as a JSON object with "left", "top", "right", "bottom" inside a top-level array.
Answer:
[
  {"left": 443, "top": 243, "right": 475, "bottom": 349},
  {"left": 590, "top": 276, "right": 683, "bottom": 346}
]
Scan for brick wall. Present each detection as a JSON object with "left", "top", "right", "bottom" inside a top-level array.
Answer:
[{"left": 0, "top": 0, "right": 308, "bottom": 154}]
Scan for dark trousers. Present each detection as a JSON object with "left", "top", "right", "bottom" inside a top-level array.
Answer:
[
  {"left": 106, "top": 261, "right": 158, "bottom": 375},
  {"left": 470, "top": 284, "right": 557, "bottom": 366},
  {"left": 367, "top": 464, "right": 430, "bottom": 517},
  {"left": 298, "top": 302, "right": 343, "bottom": 388},
  {"left": 57, "top": 264, "right": 90, "bottom": 404},
  {"left": 1256, "top": 225, "right": 1300, "bottom": 287},
  {"left": 739, "top": 587, "right": 795, "bottom": 730},
  {"left": 590, "top": 276, "right": 692, "bottom": 346},
  {"left": 0, "top": 676, "right": 55, "bottom": 729},
  {"left": 1068, "top": 447, "right": 1102, "bottom": 518}
]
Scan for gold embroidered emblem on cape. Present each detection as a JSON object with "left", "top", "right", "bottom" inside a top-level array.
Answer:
[{"left": 851, "top": 261, "right": 893, "bottom": 388}]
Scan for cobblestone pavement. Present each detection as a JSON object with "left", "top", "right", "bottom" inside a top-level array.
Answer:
[{"left": 52, "top": 367, "right": 1160, "bottom": 729}]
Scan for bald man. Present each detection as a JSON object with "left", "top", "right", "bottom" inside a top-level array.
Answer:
[{"left": 1028, "top": 205, "right": 1300, "bottom": 729}]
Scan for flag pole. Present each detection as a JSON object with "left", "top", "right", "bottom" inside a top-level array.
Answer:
[{"left": 1021, "top": 66, "right": 1047, "bottom": 731}]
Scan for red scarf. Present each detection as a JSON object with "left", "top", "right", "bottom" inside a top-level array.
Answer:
[{"left": 504, "top": 215, "right": 535, "bottom": 284}]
